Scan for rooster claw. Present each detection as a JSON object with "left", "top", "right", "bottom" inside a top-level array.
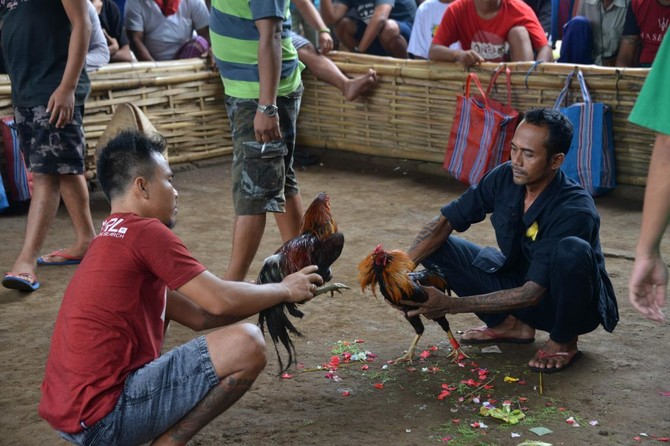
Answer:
[{"left": 313, "top": 282, "right": 350, "bottom": 297}]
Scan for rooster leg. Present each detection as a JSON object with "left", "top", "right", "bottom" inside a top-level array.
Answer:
[
  {"left": 313, "top": 282, "right": 350, "bottom": 297},
  {"left": 445, "top": 329, "right": 469, "bottom": 363},
  {"left": 395, "top": 334, "right": 422, "bottom": 364}
]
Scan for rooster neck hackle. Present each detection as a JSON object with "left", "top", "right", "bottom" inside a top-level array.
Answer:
[
  {"left": 358, "top": 246, "right": 418, "bottom": 305},
  {"left": 301, "top": 192, "right": 337, "bottom": 239}
]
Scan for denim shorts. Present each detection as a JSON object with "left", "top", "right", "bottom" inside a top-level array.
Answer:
[
  {"left": 13, "top": 105, "right": 86, "bottom": 175},
  {"left": 57, "top": 336, "right": 219, "bottom": 446},
  {"left": 224, "top": 85, "right": 302, "bottom": 215}
]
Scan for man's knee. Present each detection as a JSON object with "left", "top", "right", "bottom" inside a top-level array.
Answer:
[
  {"left": 335, "top": 17, "right": 357, "bottom": 40},
  {"left": 379, "top": 20, "right": 406, "bottom": 43},
  {"left": 552, "top": 237, "right": 595, "bottom": 273},
  {"left": 208, "top": 323, "right": 267, "bottom": 376},
  {"left": 508, "top": 26, "right": 533, "bottom": 61}
]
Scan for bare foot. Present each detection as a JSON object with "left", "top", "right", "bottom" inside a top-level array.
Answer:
[
  {"left": 342, "top": 68, "right": 377, "bottom": 101},
  {"left": 461, "top": 315, "right": 535, "bottom": 344},
  {"left": 528, "top": 338, "right": 581, "bottom": 373}
]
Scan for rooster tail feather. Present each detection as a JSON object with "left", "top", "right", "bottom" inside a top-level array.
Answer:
[{"left": 258, "top": 303, "right": 304, "bottom": 374}]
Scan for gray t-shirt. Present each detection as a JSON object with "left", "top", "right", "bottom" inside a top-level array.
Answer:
[{"left": 125, "top": 0, "right": 210, "bottom": 61}]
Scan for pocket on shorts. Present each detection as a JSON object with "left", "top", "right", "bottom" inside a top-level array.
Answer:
[{"left": 241, "top": 139, "right": 288, "bottom": 197}]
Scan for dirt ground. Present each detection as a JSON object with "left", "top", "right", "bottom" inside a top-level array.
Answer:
[{"left": 1, "top": 149, "right": 669, "bottom": 446}]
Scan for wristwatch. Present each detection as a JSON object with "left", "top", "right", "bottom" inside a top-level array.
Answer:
[{"left": 257, "top": 104, "right": 278, "bottom": 117}]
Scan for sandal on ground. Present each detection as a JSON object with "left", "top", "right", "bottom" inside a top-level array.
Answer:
[
  {"left": 37, "top": 249, "right": 83, "bottom": 266},
  {"left": 528, "top": 349, "right": 583, "bottom": 374},
  {"left": 460, "top": 326, "right": 535, "bottom": 345},
  {"left": 2, "top": 272, "right": 40, "bottom": 292}
]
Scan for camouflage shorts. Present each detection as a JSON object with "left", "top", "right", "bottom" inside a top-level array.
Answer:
[
  {"left": 224, "top": 85, "right": 303, "bottom": 215},
  {"left": 13, "top": 105, "right": 86, "bottom": 175}
]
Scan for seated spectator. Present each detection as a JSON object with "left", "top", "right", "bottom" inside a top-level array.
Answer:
[
  {"left": 429, "top": 0, "right": 552, "bottom": 68},
  {"left": 125, "top": 0, "right": 210, "bottom": 62},
  {"left": 87, "top": 1, "right": 111, "bottom": 72},
  {"left": 616, "top": 0, "right": 670, "bottom": 67},
  {"left": 92, "top": 0, "right": 133, "bottom": 63},
  {"left": 292, "top": 0, "right": 378, "bottom": 101},
  {"left": 524, "top": 0, "right": 552, "bottom": 35},
  {"left": 559, "top": 0, "right": 628, "bottom": 66},
  {"left": 408, "top": 0, "right": 460, "bottom": 59},
  {"left": 320, "top": 0, "right": 416, "bottom": 58}
]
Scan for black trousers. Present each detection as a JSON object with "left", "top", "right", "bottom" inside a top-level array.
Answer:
[{"left": 422, "top": 236, "right": 602, "bottom": 343}]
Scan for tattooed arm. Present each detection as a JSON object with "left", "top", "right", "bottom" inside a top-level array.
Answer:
[
  {"left": 407, "top": 215, "right": 454, "bottom": 265},
  {"left": 401, "top": 281, "right": 546, "bottom": 319}
]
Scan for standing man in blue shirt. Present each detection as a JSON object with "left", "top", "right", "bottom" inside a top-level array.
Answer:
[{"left": 401, "top": 108, "right": 618, "bottom": 374}]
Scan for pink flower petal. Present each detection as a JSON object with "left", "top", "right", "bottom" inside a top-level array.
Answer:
[{"left": 281, "top": 373, "right": 293, "bottom": 379}]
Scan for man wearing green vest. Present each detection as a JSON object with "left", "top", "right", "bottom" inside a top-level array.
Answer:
[{"left": 210, "top": 0, "right": 306, "bottom": 281}]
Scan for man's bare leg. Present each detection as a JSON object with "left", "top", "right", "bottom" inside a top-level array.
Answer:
[
  {"left": 223, "top": 214, "right": 267, "bottom": 281},
  {"left": 298, "top": 45, "right": 377, "bottom": 101},
  {"left": 379, "top": 20, "right": 409, "bottom": 58},
  {"left": 274, "top": 192, "right": 303, "bottom": 243},
  {"left": 508, "top": 26, "right": 534, "bottom": 62},
  {"left": 8, "top": 173, "right": 61, "bottom": 277},
  {"left": 37, "top": 174, "right": 96, "bottom": 262},
  {"left": 151, "top": 324, "right": 267, "bottom": 446}
]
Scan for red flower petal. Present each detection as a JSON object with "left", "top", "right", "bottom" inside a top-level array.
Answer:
[
  {"left": 342, "top": 391, "right": 350, "bottom": 397},
  {"left": 373, "top": 383, "right": 384, "bottom": 389},
  {"left": 355, "top": 339, "right": 365, "bottom": 343},
  {"left": 361, "top": 365, "right": 369, "bottom": 371}
]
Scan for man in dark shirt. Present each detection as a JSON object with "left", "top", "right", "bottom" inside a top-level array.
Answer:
[
  {"left": 402, "top": 108, "right": 618, "bottom": 374},
  {"left": 92, "top": 0, "right": 133, "bottom": 63}
]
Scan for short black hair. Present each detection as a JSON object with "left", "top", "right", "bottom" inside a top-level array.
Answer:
[
  {"left": 521, "top": 108, "right": 574, "bottom": 158},
  {"left": 96, "top": 130, "right": 167, "bottom": 202}
]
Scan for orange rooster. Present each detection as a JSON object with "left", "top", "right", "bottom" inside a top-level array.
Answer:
[
  {"left": 258, "top": 192, "right": 348, "bottom": 373},
  {"left": 358, "top": 245, "right": 467, "bottom": 364}
]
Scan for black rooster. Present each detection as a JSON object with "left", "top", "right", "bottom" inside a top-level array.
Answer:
[
  {"left": 257, "top": 192, "right": 348, "bottom": 373},
  {"left": 358, "top": 245, "right": 467, "bottom": 364}
]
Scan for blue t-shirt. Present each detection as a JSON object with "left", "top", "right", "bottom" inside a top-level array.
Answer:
[
  {"left": 334, "top": 0, "right": 416, "bottom": 24},
  {"left": 441, "top": 161, "right": 618, "bottom": 332}
]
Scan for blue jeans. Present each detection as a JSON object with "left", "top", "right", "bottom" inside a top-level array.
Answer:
[{"left": 58, "top": 336, "right": 219, "bottom": 446}]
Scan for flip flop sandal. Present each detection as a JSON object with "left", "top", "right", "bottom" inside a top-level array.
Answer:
[{"left": 2, "top": 272, "right": 40, "bottom": 292}]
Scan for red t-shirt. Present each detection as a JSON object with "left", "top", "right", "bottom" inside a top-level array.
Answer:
[
  {"left": 39, "top": 213, "right": 207, "bottom": 433},
  {"left": 432, "top": 0, "right": 548, "bottom": 62},
  {"left": 624, "top": 0, "right": 670, "bottom": 66}
]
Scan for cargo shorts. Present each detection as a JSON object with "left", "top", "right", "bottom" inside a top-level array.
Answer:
[
  {"left": 224, "top": 85, "right": 303, "bottom": 215},
  {"left": 13, "top": 105, "right": 86, "bottom": 175}
]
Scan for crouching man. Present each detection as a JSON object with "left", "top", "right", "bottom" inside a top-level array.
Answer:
[
  {"left": 39, "top": 131, "right": 323, "bottom": 445},
  {"left": 402, "top": 108, "right": 618, "bottom": 373}
]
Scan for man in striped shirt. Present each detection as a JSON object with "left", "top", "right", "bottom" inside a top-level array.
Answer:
[{"left": 210, "top": 0, "right": 306, "bottom": 281}]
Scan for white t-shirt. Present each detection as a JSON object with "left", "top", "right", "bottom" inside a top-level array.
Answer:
[
  {"left": 125, "top": 0, "right": 209, "bottom": 61},
  {"left": 87, "top": 1, "right": 110, "bottom": 71},
  {"left": 407, "top": 0, "right": 460, "bottom": 59}
]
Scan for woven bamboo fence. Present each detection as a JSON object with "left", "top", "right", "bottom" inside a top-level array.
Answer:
[
  {"left": 297, "top": 52, "right": 655, "bottom": 187},
  {"left": 0, "top": 59, "right": 231, "bottom": 178},
  {"left": 0, "top": 55, "right": 656, "bottom": 187}
]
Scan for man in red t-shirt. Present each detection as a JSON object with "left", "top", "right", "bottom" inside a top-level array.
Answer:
[
  {"left": 616, "top": 0, "right": 670, "bottom": 67},
  {"left": 39, "top": 131, "right": 323, "bottom": 446},
  {"left": 429, "top": 0, "right": 552, "bottom": 68}
]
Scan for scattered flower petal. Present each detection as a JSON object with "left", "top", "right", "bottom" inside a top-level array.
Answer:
[
  {"left": 589, "top": 420, "right": 599, "bottom": 426},
  {"left": 511, "top": 432, "right": 521, "bottom": 438},
  {"left": 281, "top": 373, "right": 293, "bottom": 379},
  {"left": 355, "top": 339, "right": 365, "bottom": 343},
  {"left": 504, "top": 376, "right": 519, "bottom": 383},
  {"left": 373, "top": 383, "right": 384, "bottom": 389},
  {"left": 361, "top": 364, "right": 369, "bottom": 371},
  {"left": 419, "top": 350, "right": 431, "bottom": 360},
  {"left": 341, "top": 391, "right": 350, "bottom": 397}
]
